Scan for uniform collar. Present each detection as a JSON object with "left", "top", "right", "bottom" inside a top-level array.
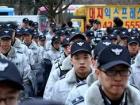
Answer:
[{"left": 99, "top": 85, "right": 127, "bottom": 105}]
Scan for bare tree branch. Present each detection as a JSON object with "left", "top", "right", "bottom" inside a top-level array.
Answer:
[
  {"left": 56, "top": 0, "right": 75, "bottom": 15},
  {"left": 54, "top": 0, "right": 63, "bottom": 12}
]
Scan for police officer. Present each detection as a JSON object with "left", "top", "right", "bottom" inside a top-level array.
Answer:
[
  {"left": 129, "top": 52, "right": 140, "bottom": 90},
  {"left": 90, "top": 19, "right": 101, "bottom": 31},
  {"left": 57, "top": 36, "right": 71, "bottom": 64},
  {"left": 130, "top": 28, "right": 140, "bottom": 37},
  {"left": 44, "top": 35, "right": 62, "bottom": 63},
  {"left": 32, "top": 30, "right": 39, "bottom": 45},
  {"left": 65, "top": 40, "right": 112, "bottom": 105},
  {"left": 0, "top": 58, "right": 24, "bottom": 105},
  {"left": 127, "top": 36, "right": 139, "bottom": 64},
  {"left": 18, "top": 29, "right": 34, "bottom": 66},
  {"left": 49, "top": 40, "right": 92, "bottom": 104},
  {"left": 85, "top": 30, "right": 94, "bottom": 49},
  {"left": 118, "top": 30, "right": 129, "bottom": 46},
  {"left": 55, "top": 29, "right": 66, "bottom": 43},
  {"left": 43, "top": 33, "right": 86, "bottom": 100},
  {"left": 0, "top": 29, "right": 33, "bottom": 98},
  {"left": 21, "top": 18, "right": 29, "bottom": 28},
  {"left": 12, "top": 28, "right": 35, "bottom": 68},
  {"left": 13, "top": 28, "right": 30, "bottom": 58},
  {"left": 109, "top": 33, "right": 118, "bottom": 45},
  {"left": 23, "top": 28, "right": 40, "bottom": 65},
  {"left": 38, "top": 35, "right": 46, "bottom": 48},
  {"left": 91, "top": 19, "right": 105, "bottom": 44},
  {"left": 32, "top": 30, "right": 45, "bottom": 63},
  {"left": 85, "top": 44, "right": 140, "bottom": 105},
  {"left": 15, "top": 28, "right": 23, "bottom": 41}
]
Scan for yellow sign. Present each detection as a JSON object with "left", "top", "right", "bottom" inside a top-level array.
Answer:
[
  {"left": 71, "top": 19, "right": 85, "bottom": 32},
  {"left": 74, "top": 5, "right": 140, "bottom": 28}
]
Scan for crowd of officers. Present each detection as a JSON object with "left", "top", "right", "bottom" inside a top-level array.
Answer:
[{"left": 0, "top": 16, "right": 140, "bottom": 105}]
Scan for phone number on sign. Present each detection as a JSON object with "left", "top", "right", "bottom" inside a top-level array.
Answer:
[{"left": 101, "top": 21, "right": 140, "bottom": 28}]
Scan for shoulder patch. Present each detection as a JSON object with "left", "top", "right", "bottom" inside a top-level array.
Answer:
[
  {"left": 76, "top": 81, "right": 86, "bottom": 88},
  {"left": 72, "top": 96, "right": 84, "bottom": 105}
]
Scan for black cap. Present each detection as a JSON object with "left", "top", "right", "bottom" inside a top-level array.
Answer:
[
  {"left": 112, "top": 29, "right": 121, "bottom": 36},
  {"left": 97, "top": 44, "right": 131, "bottom": 70},
  {"left": 51, "top": 35, "right": 61, "bottom": 44},
  {"left": 0, "top": 58, "right": 23, "bottom": 90},
  {"left": 15, "top": 28, "right": 23, "bottom": 36},
  {"left": 130, "top": 28, "right": 140, "bottom": 37},
  {"left": 94, "top": 40, "right": 112, "bottom": 59},
  {"left": 62, "top": 37, "right": 70, "bottom": 47},
  {"left": 29, "top": 20, "right": 34, "bottom": 27},
  {"left": 39, "top": 35, "right": 46, "bottom": 41},
  {"left": 128, "top": 36, "right": 139, "bottom": 45},
  {"left": 23, "top": 18, "right": 29, "bottom": 24},
  {"left": 69, "top": 32, "right": 86, "bottom": 42},
  {"left": 22, "top": 28, "right": 32, "bottom": 35},
  {"left": 32, "top": 31, "right": 39, "bottom": 38},
  {"left": 85, "top": 30, "right": 94, "bottom": 37},
  {"left": 65, "top": 29, "right": 71, "bottom": 36},
  {"left": 101, "top": 35, "right": 110, "bottom": 41},
  {"left": 34, "top": 22, "right": 38, "bottom": 29},
  {"left": 56, "top": 29, "right": 65, "bottom": 36},
  {"left": 109, "top": 34, "right": 117, "bottom": 40},
  {"left": 3, "top": 23, "right": 17, "bottom": 29},
  {"left": 120, "top": 31, "right": 129, "bottom": 39},
  {"left": 0, "top": 29, "right": 13, "bottom": 39},
  {"left": 71, "top": 40, "right": 92, "bottom": 56}
]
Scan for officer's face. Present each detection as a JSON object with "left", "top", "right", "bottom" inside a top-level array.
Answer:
[
  {"left": 96, "top": 65, "right": 129, "bottom": 100},
  {"left": 111, "top": 39, "right": 118, "bottom": 45},
  {"left": 0, "top": 83, "right": 20, "bottom": 105},
  {"left": 0, "top": 38, "right": 12, "bottom": 53},
  {"left": 53, "top": 41, "right": 61, "bottom": 49},
  {"left": 128, "top": 43, "right": 139, "bottom": 56},
  {"left": 71, "top": 52, "right": 92, "bottom": 78},
  {"left": 23, "top": 34, "right": 32, "bottom": 44},
  {"left": 22, "top": 22, "right": 29, "bottom": 28},
  {"left": 119, "top": 38, "right": 128, "bottom": 46},
  {"left": 86, "top": 36, "right": 92, "bottom": 43},
  {"left": 39, "top": 40, "right": 46, "bottom": 46},
  {"left": 60, "top": 35, "right": 65, "bottom": 43},
  {"left": 64, "top": 45, "right": 71, "bottom": 56}
]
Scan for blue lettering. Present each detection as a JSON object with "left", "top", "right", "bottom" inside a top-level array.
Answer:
[
  {"left": 114, "top": 8, "right": 119, "bottom": 14},
  {"left": 130, "top": 8, "right": 136, "bottom": 19},
  {"left": 105, "top": 8, "right": 111, "bottom": 18},
  {"left": 122, "top": 8, "right": 127, "bottom": 14}
]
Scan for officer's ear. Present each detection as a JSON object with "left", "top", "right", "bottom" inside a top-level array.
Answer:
[
  {"left": 95, "top": 68, "right": 100, "bottom": 79},
  {"left": 70, "top": 55, "right": 73, "bottom": 65},
  {"left": 91, "top": 57, "right": 97, "bottom": 67}
]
